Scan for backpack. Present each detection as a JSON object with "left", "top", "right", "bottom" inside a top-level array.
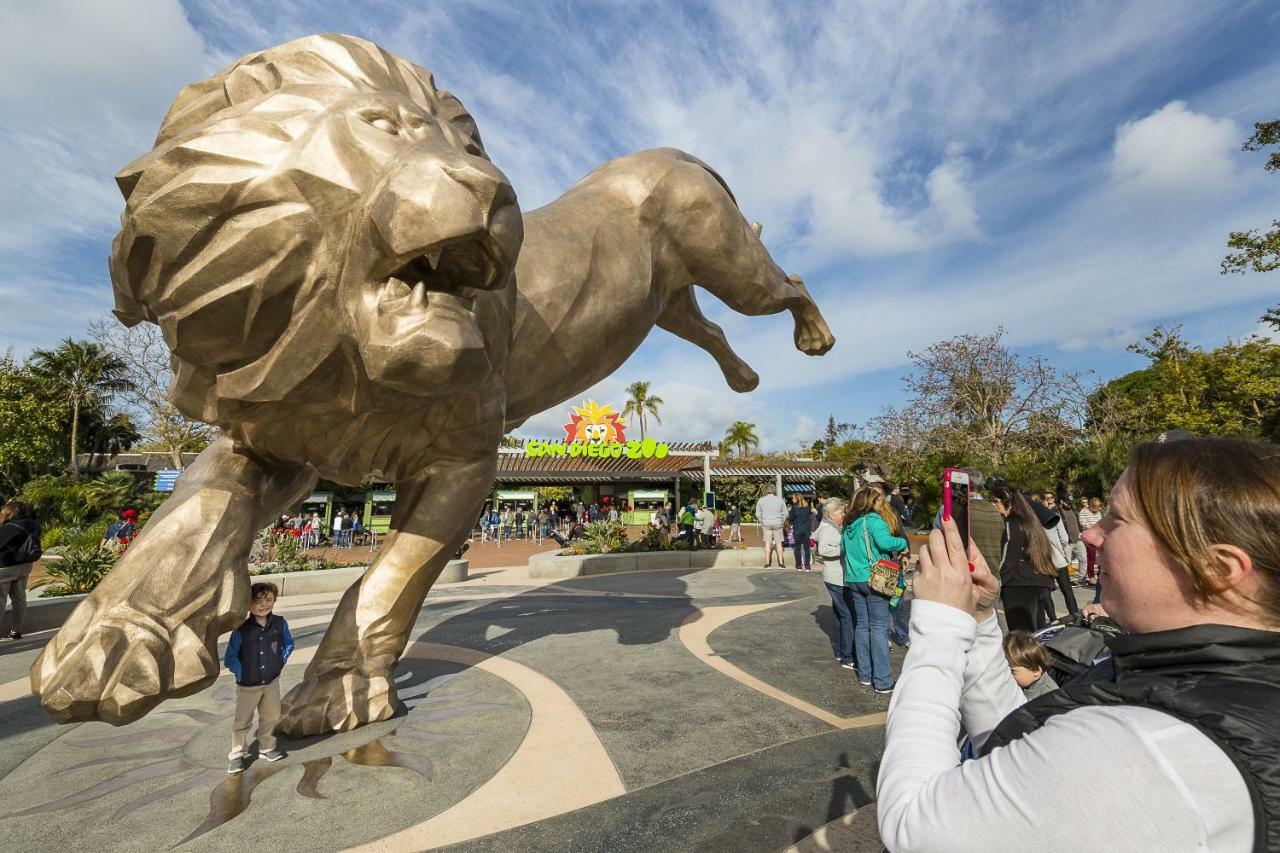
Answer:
[{"left": 1, "top": 523, "right": 41, "bottom": 567}]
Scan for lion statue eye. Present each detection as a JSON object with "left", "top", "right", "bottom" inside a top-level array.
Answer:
[{"left": 368, "top": 116, "right": 400, "bottom": 135}]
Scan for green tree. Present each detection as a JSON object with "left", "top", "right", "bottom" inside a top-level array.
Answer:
[
  {"left": 536, "top": 485, "right": 573, "bottom": 505},
  {"left": 28, "top": 339, "right": 134, "bottom": 476},
  {"left": 723, "top": 421, "right": 760, "bottom": 456},
  {"left": 1093, "top": 326, "right": 1280, "bottom": 441},
  {"left": 809, "top": 414, "right": 854, "bottom": 457},
  {"left": 0, "top": 351, "right": 69, "bottom": 493},
  {"left": 81, "top": 410, "right": 142, "bottom": 464},
  {"left": 621, "top": 380, "right": 664, "bottom": 441},
  {"left": 1222, "top": 119, "right": 1280, "bottom": 275},
  {"left": 1262, "top": 305, "right": 1280, "bottom": 333}
]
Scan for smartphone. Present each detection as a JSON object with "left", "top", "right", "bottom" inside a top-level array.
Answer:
[{"left": 943, "top": 468, "right": 971, "bottom": 555}]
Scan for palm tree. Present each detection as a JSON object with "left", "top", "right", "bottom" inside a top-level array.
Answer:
[
  {"left": 622, "top": 380, "right": 664, "bottom": 441},
  {"left": 29, "top": 339, "right": 134, "bottom": 476},
  {"left": 723, "top": 421, "right": 760, "bottom": 457},
  {"left": 82, "top": 411, "right": 142, "bottom": 469}
]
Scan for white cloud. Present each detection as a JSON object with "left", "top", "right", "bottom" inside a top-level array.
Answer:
[
  {"left": 1059, "top": 326, "right": 1140, "bottom": 353},
  {"left": 1111, "top": 101, "right": 1239, "bottom": 194},
  {"left": 0, "top": 0, "right": 216, "bottom": 352},
  {"left": 925, "top": 154, "right": 982, "bottom": 240}
]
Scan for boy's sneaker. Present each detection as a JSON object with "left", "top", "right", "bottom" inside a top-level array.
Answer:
[
  {"left": 875, "top": 686, "right": 894, "bottom": 695},
  {"left": 840, "top": 662, "right": 856, "bottom": 670},
  {"left": 260, "top": 748, "right": 287, "bottom": 762},
  {"left": 858, "top": 680, "right": 872, "bottom": 687},
  {"left": 227, "top": 755, "right": 245, "bottom": 774}
]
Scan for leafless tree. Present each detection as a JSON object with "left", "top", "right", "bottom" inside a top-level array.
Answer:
[
  {"left": 869, "top": 328, "right": 1083, "bottom": 469},
  {"left": 88, "top": 316, "right": 215, "bottom": 468}
]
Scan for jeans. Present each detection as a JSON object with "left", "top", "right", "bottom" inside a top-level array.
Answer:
[
  {"left": 793, "top": 537, "right": 812, "bottom": 569},
  {"left": 849, "top": 582, "right": 893, "bottom": 689},
  {"left": 1069, "top": 541, "right": 1087, "bottom": 578},
  {"left": 825, "top": 582, "right": 854, "bottom": 663},
  {"left": 890, "top": 593, "right": 911, "bottom": 646}
]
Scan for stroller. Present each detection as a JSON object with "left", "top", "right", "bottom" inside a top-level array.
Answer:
[{"left": 1033, "top": 612, "right": 1124, "bottom": 686}]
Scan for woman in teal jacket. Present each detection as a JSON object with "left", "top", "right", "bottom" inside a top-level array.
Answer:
[{"left": 842, "top": 486, "right": 909, "bottom": 693}]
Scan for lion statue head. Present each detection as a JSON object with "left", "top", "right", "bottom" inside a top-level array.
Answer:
[{"left": 110, "top": 34, "right": 523, "bottom": 430}]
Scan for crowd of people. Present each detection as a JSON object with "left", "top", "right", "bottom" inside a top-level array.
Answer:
[{"left": 272, "top": 509, "right": 367, "bottom": 548}]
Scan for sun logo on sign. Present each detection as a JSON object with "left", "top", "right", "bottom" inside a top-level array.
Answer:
[{"left": 563, "top": 399, "right": 626, "bottom": 444}]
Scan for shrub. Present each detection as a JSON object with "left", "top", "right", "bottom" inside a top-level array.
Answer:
[
  {"left": 31, "top": 547, "right": 116, "bottom": 596},
  {"left": 41, "top": 520, "right": 111, "bottom": 555},
  {"left": 558, "top": 523, "right": 684, "bottom": 555},
  {"left": 577, "top": 521, "right": 627, "bottom": 554},
  {"left": 627, "top": 526, "right": 677, "bottom": 552}
]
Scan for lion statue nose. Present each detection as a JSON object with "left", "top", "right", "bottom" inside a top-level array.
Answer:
[{"left": 369, "top": 146, "right": 522, "bottom": 289}]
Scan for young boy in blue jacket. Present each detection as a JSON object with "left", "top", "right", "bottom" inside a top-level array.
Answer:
[{"left": 225, "top": 582, "right": 294, "bottom": 773}]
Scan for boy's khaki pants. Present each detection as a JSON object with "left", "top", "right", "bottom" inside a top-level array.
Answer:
[{"left": 229, "top": 681, "right": 280, "bottom": 758}]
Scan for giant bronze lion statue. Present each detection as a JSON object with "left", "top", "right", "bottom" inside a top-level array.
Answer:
[{"left": 31, "top": 34, "right": 834, "bottom": 735}]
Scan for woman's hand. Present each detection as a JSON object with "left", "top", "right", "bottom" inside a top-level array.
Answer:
[{"left": 915, "top": 517, "right": 1000, "bottom": 619}]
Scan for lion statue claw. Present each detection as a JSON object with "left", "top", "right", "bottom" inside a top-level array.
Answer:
[{"left": 31, "top": 35, "right": 835, "bottom": 735}]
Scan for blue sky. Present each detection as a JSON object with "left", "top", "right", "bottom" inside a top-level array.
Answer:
[{"left": 2, "top": 0, "right": 1278, "bottom": 450}]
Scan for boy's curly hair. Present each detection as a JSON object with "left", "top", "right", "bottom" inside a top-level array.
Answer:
[{"left": 251, "top": 582, "right": 279, "bottom": 600}]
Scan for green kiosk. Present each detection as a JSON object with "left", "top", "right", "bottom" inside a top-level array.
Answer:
[
  {"left": 364, "top": 489, "right": 397, "bottom": 534},
  {"left": 623, "top": 489, "right": 671, "bottom": 525},
  {"left": 299, "top": 492, "right": 333, "bottom": 529}
]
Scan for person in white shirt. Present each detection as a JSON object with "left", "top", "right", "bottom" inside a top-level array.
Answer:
[
  {"left": 699, "top": 504, "right": 716, "bottom": 546},
  {"left": 877, "top": 436, "right": 1280, "bottom": 852},
  {"left": 1078, "top": 497, "right": 1104, "bottom": 584},
  {"left": 755, "top": 487, "right": 787, "bottom": 568}
]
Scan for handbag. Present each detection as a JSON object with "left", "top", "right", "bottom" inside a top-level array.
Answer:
[{"left": 862, "top": 518, "right": 900, "bottom": 597}]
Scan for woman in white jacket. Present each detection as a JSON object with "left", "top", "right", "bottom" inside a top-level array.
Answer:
[
  {"left": 877, "top": 437, "right": 1280, "bottom": 852},
  {"left": 815, "top": 498, "right": 854, "bottom": 668}
]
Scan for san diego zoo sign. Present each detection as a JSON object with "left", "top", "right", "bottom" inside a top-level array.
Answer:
[{"left": 522, "top": 399, "right": 670, "bottom": 459}]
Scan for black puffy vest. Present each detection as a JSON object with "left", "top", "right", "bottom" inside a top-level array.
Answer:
[
  {"left": 982, "top": 624, "right": 1280, "bottom": 852},
  {"left": 234, "top": 615, "right": 286, "bottom": 687}
]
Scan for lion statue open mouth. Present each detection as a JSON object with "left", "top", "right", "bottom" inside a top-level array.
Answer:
[{"left": 32, "top": 34, "right": 835, "bottom": 735}]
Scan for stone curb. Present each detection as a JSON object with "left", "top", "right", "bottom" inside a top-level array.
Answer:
[
  {"left": 1, "top": 594, "right": 87, "bottom": 635},
  {"left": 527, "top": 547, "right": 768, "bottom": 579},
  {"left": 251, "top": 558, "right": 468, "bottom": 595},
  {"left": 2, "top": 560, "right": 467, "bottom": 635}
]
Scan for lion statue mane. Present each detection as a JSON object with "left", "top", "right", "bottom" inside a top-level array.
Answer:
[{"left": 110, "top": 34, "right": 521, "bottom": 481}]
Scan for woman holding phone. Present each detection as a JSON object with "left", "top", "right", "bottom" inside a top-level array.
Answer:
[
  {"left": 877, "top": 437, "right": 1280, "bottom": 852},
  {"left": 986, "top": 483, "right": 1057, "bottom": 631}
]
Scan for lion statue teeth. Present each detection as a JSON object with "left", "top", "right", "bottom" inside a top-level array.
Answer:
[{"left": 31, "top": 34, "right": 834, "bottom": 735}]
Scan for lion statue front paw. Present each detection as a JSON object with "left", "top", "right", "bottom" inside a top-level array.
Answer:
[{"left": 31, "top": 606, "right": 218, "bottom": 724}]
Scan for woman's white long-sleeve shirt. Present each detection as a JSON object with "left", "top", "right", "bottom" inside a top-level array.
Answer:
[{"left": 876, "top": 601, "right": 1253, "bottom": 853}]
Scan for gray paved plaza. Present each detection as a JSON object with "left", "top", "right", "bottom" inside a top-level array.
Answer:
[{"left": 0, "top": 564, "right": 1082, "bottom": 851}]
